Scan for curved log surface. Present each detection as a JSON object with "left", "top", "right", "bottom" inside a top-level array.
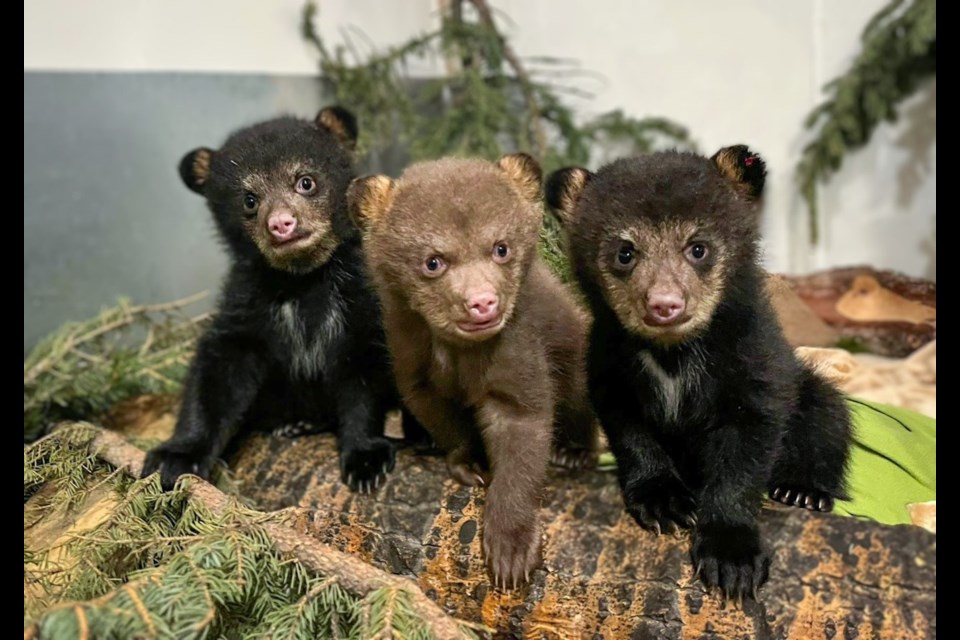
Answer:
[
  {"left": 230, "top": 433, "right": 936, "bottom": 639},
  {"left": 784, "top": 266, "right": 936, "bottom": 357}
]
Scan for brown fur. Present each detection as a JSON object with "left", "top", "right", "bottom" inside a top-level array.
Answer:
[
  {"left": 709, "top": 144, "right": 767, "bottom": 200},
  {"left": 191, "top": 149, "right": 211, "bottom": 187},
  {"left": 239, "top": 164, "right": 343, "bottom": 273},
  {"left": 594, "top": 218, "right": 729, "bottom": 344},
  {"left": 349, "top": 155, "right": 597, "bottom": 588},
  {"left": 316, "top": 107, "right": 357, "bottom": 151}
]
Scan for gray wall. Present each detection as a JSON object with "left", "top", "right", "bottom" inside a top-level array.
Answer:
[{"left": 24, "top": 72, "right": 338, "bottom": 353}]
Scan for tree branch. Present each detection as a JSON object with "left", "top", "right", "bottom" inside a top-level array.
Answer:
[
  {"left": 467, "top": 0, "right": 547, "bottom": 158},
  {"left": 80, "top": 425, "right": 470, "bottom": 640}
]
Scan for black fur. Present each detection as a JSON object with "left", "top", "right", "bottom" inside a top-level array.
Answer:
[
  {"left": 710, "top": 144, "right": 767, "bottom": 199},
  {"left": 143, "top": 109, "right": 423, "bottom": 493},
  {"left": 547, "top": 149, "right": 852, "bottom": 601}
]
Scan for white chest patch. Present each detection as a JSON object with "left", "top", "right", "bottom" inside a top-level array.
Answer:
[
  {"left": 274, "top": 297, "right": 345, "bottom": 379},
  {"left": 639, "top": 349, "right": 703, "bottom": 425}
]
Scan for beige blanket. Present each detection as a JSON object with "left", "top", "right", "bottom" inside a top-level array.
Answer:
[{"left": 798, "top": 341, "right": 936, "bottom": 419}]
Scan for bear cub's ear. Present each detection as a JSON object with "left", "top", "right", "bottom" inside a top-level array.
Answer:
[
  {"left": 544, "top": 167, "right": 595, "bottom": 226},
  {"left": 315, "top": 106, "right": 359, "bottom": 151},
  {"left": 178, "top": 148, "right": 215, "bottom": 195},
  {"left": 347, "top": 175, "right": 397, "bottom": 232},
  {"left": 496, "top": 153, "right": 543, "bottom": 203},
  {"left": 711, "top": 145, "right": 766, "bottom": 200}
]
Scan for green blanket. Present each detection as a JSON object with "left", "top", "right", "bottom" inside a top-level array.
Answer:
[{"left": 834, "top": 398, "right": 937, "bottom": 525}]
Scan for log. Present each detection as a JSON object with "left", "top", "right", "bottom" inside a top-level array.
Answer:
[
  {"left": 229, "top": 433, "right": 937, "bottom": 639},
  {"left": 783, "top": 267, "right": 936, "bottom": 357}
]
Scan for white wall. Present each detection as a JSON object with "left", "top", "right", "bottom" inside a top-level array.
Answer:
[{"left": 24, "top": 0, "right": 936, "bottom": 278}]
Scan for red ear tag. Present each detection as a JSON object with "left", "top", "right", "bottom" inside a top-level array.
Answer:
[{"left": 744, "top": 156, "right": 755, "bottom": 167}]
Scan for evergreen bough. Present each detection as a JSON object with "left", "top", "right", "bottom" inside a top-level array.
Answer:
[
  {"left": 797, "top": 0, "right": 936, "bottom": 242},
  {"left": 24, "top": 294, "right": 209, "bottom": 443},
  {"left": 301, "top": 0, "right": 694, "bottom": 278},
  {"left": 25, "top": 424, "right": 480, "bottom": 640}
]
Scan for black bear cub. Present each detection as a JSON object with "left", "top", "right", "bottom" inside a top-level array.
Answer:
[
  {"left": 143, "top": 106, "right": 407, "bottom": 493},
  {"left": 546, "top": 146, "right": 852, "bottom": 600}
]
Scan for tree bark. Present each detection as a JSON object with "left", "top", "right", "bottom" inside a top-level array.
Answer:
[
  {"left": 229, "top": 433, "right": 937, "bottom": 639},
  {"left": 783, "top": 266, "right": 936, "bottom": 357}
]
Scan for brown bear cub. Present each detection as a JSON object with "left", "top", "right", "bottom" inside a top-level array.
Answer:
[
  {"left": 546, "top": 146, "right": 852, "bottom": 601},
  {"left": 348, "top": 154, "right": 598, "bottom": 588}
]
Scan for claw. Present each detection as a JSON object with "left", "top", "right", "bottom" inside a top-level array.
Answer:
[
  {"left": 752, "top": 584, "right": 759, "bottom": 601},
  {"left": 525, "top": 569, "right": 530, "bottom": 583},
  {"left": 804, "top": 495, "right": 816, "bottom": 510},
  {"left": 818, "top": 497, "right": 828, "bottom": 511},
  {"left": 781, "top": 489, "right": 792, "bottom": 503},
  {"left": 651, "top": 521, "right": 661, "bottom": 536},
  {"left": 771, "top": 487, "right": 782, "bottom": 500},
  {"left": 793, "top": 492, "right": 804, "bottom": 507},
  {"left": 693, "top": 560, "right": 703, "bottom": 579},
  {"left": 374, "top": 475, "right": 381, "bottom": 490}
]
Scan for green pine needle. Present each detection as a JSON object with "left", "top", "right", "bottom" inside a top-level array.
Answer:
[{"left": 796, "top": 0, "right": 935, "bottom": 243}]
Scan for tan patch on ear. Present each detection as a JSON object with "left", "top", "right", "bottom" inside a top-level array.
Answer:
[
  {"left": 348, "top": 175, "right": 396, "bottom": 231},
  {"left": 193, "top": 149, "right": 211, "bottom": 186},
  {"left": 318, "top": 109, "right": 356, "bottom": 151},
  {"left": 711, "top": 147, "right": 760, "bottom": 199},
  {"left": 711, "top": 147, "right": 745, "bottom": 191},
  {"left": 553, "top": 168, "right": 590, "bottom": 225},
  {"left": 496, "top": 153, "right": 543, "bottom": 203}
]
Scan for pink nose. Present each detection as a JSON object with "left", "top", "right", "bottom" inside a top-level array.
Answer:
[
  {"left": 466, "top": 292, "right": 499, "bottom": 322},
  {"left": 268, "top": 212, "right": 297, "bottom": 240},
  {"left": 645, "top": 293, "right": 686, "bottom": 326}
]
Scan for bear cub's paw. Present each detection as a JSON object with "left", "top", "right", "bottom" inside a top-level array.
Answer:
[
  {"left": 483, "top": 514, "right": 542, "bottom": 590},
  {"left": 550, "top": 444, "right": 598, "bottom": 471},
  {"left": 340, "top": 438, "right": 396, "bottom": 494},
  {"left": 769, "top": 486, "right": 835, "bottom": 512},
  {"left": 142, "top": 447, "right": 215, "bottom": 491},
  {"left": 272, "top": 421, "right": 322, "bottom": 438},
  {"left": 624, "top": 474, "right": 698, "bottom": 534},
  {"left": 692, "top": 522, "right": 770, "bottom": 602},
  {"left": 445, "top": 446, "right": 490, "bottom": 487}
]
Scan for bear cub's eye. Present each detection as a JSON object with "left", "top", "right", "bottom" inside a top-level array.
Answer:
[
  {"left": 422, "top": 256, "right": 447, "bottom": 277},
  {"left": 685, "top": 242, "right": 709, "bottom": 262},
  {"left": 243, "top": 192, "right": 259, "bottom": 213},
  {"left": 492, "top": 242, "right": 510, "bottom": 263},
  {"left": 296, "top": 176, "right": 318, "bottom": 196},
  {"left": 614, "top": 241, "right": 636, "bottom": 270}
]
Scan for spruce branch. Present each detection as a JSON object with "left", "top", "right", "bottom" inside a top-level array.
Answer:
[
  {"left": 300, "top": 1, "right": 693, "bottom": 280},
  {"left": 796, "top": 0, "right": 935, "bottom": 242},
  {"left": 36, "top": 424, "right": 474, "bottom": 640},
  {"left": 23, "top": 294, "right": 209, "bottom": 442},
  {"left": 467, "top": 0, "right": 547, "bottom": 158}
]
